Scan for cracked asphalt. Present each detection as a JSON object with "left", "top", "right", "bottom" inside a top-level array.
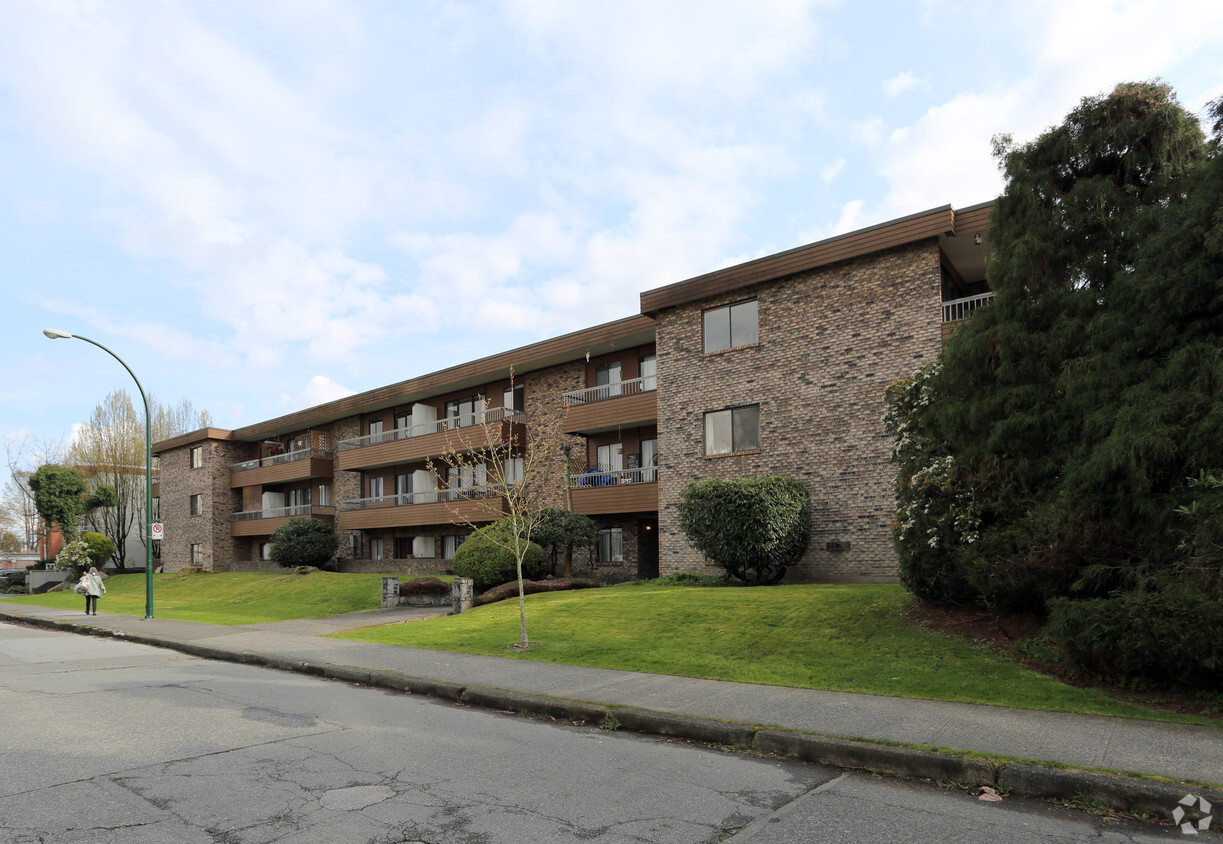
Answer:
[{"left": 0, "top": 622, "right": 1196, "bottom": 843}]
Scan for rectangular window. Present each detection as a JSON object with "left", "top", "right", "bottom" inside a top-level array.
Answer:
[
  {"left": 394, "top": 411, "right": 411, "bottom": 438},
  {"left": 191, "top": 544, "right": 203, "bottom": 565},
  {"left": 318, "top": 484, "right": 331, "bottom": 507},
  {"left": 287, "top": 488, "right": 310, "bottom": 509},
  {"left": 443, "top": 535, "right": 465, "bottom": 560},
  {"left": 368, "top": 419, "right": 384, "bottom": 441},
  {"left": 596, "top": 361, "right": 622, "bottom": 397},
  {"left": 704, "top": 406, "right": 760, "bottom": 455},
  {"left": 394, "top": 473, "right": 411, "bottom": 504},
  {"left": 369, "top": 477, "right": 384, "bottom": 501},
  {"left": 260, "top": 543, "right": 273, "bottom": 561},
  {"left": 189, "top": 494, "right": 202, "bottom": 516},
  {"left": 190, "top": 446, "right": 203, "bottom": 469},
  {"left": 703, "top": 299, "right": 759, "bottom": 353},
  {"left": 640, "top": 438, "right": 658, "bottom": 483},
  {"left": 394, "top": 537, "right": 414, "bottom": 559},
  {"left": 639, "top": 354, "right": 657, "bottom": 391},
  {"left": 503, "top": 384, "right": 524, "bottom": 414},
  {"left": 445, "top": 395, "right": 485, "bottom": 429},
  {"left": 371, "top": 538, "right": 385, "bottom": 560},
  {"left": 504, "top": 456, "right": 525, "bottom": 484},
  {"left": 597, "top": 443, "right": 623, "bottom": 473},
  {"left": 599, "top": 528, "right": 624, "bottom": 563}
]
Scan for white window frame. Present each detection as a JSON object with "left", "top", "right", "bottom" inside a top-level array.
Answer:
[{"left": 599, "top": 528, "right": 624, "bottom": 563}]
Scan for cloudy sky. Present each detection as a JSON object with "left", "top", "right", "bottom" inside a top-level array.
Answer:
[{"left": 2, "top": 0, "right": 1222, "bottom": 474}]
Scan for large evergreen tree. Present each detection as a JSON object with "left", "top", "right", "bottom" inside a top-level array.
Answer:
[{"left": 892, "top": 82, "right": 1217, "bottom": 609}]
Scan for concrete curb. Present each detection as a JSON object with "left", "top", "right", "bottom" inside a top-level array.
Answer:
[{"left": 5, "top": 610, "right": 1218, "bottom": 826}]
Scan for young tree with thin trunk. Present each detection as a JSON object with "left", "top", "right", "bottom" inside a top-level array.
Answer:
[{"left": 427, "top": 374, "right": 565, "bottom": 649}]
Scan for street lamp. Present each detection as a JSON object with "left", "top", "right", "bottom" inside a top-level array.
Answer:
[{"left": 43, "top": 329, "right": 155, "bottom": 619}]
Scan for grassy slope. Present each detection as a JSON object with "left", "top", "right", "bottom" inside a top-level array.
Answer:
[
  {"left": 333, "top": 582, "right": 1220, "bottom": 725},
  {"left": 1, "top": 570, "right": 391, "bottom": 625}
]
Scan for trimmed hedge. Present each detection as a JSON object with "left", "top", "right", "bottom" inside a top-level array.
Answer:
[{"left": 474, "top": 578, "right": 601, "bottom": 606}]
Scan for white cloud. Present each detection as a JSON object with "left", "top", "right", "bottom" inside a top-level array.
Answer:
[
  {"left": 882, "top": 71, "right": 917, "bottom": 97},
  {"left": 287, "top": 375, "right": 356, "bottom": 411}
]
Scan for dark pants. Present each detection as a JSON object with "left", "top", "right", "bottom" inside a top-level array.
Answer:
[{"left": 85, "top": 595, "right": 98, "bottom": 614}]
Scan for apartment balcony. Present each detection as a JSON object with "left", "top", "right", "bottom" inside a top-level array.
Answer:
[
  {"left": 337, "top": 487, "right": 509, "bottom": 531},
  {"left": 228, "top": 504, "right": 336, "bottom": 537},
  {"left": 568, "top": 466, "right": 659, "bottom": 515},
  {"left": 561, "top": 376, "right": 658, "bottom": 435},
  {"left": 337, "top": 408, "right": 524, "bottom": 472},
  {"left": 229, "top": 449, "right": 334, "bottom": 488},
  {"left": 941, "top": 292, "right": 994, "bottom": 340}
]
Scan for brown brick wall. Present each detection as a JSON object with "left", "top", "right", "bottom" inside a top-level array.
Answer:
[
  {"left": 654, "top": 241, "right": 943, "bottom": 582},
  {"left": 158, "top": 439, "right": 244, "bottom": 572}
]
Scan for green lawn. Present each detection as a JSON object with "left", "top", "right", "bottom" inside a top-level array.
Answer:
[
  {"left": 1, "top": 570, "right": 394, "bottom": 625},
  {"left": 332, "top": 582, "right": 1221, "bottom": 725}
]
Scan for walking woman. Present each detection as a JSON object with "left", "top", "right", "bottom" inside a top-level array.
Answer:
[{"left": 79, "top": 567, "right": 106, "bottom": 615}]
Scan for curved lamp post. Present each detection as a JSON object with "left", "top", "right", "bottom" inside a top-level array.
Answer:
[{"left": 43, "top": 329, "right": 155, "bottom": 619}]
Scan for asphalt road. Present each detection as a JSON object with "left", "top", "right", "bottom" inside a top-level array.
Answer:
[{"left": 0, "top": 622, "right": 1192, "bottom": 843}]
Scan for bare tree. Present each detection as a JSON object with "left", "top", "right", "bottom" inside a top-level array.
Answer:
[
  {"left": 427, "top": 374, "right": 568, "bottom": 649},
  {"left": 68, "top": 392, "right": 210, "bottom": 568}
]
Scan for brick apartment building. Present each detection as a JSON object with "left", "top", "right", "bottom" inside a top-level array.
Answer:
[{"left": 153, "top": 201, "right": 993, "bottom": 582}]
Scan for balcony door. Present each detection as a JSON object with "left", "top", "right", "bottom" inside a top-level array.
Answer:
[
  {"left": 639, "top": 354, "right": 657, "bottom": 391},
  {"left": 446, "top": 395, "right": 485, "bottom": 429},
  {"left": 596, "top": 361, "right": 622, "bottom": 398},
  {"left": 597, "top": 443, "right": 623, "bottom": 475}
]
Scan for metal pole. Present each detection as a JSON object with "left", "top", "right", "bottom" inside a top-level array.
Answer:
[{"left": 46, "top": 332, "right": 155, "bottom": 618}]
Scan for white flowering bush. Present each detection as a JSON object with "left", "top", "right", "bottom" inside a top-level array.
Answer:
[{"left": 883, "top": 364, "right": 981, "bottom": 604}]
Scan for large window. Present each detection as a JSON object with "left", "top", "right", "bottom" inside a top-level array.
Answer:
[
  {"left": 189, "top": 494, "right": 202, "bottom": 516},
  {"left": 639, "top": 354, "right": 657, "bottom": 391},
  {"left": 369, "top": 477, "right": 384, "bottom": 501},
  {"left": 446, "top": 395, "right": 485, "bottom": 429},
  {"left": 395, "top": 473, "right": 411, "bottom": 504},
  {"left": 443, "top": 534, "right": 465, "bottom": 560},
  {"left": 371, "top": 538, "right": 385, "bottom": 561},
  {"left": 597, "top": 443, "right": 623, "bottom": 473},
  {"left": 318, "top": 484, "right": 331, "bottom": 507},
  {"left": 503, "top": 384, "right": 524, "bottom": 413},
  {"left": 189, "top": 446, "right": 203, "bottom": 469},
  {"left": 703, "top": 300, "right": 758, "bottom": 353},
  {"left": 504, "top": 456, "right": 525, "bottom": 484},
  {"left": 596, "top": 361, "right": 622, "bottom": 397},
  {"left": 287, "top": 488, "right": 310, "bottom": 509},
  {"left": 599, "top": 528, "right": 624, "bottom": 563},
  {"left": 394, "top": 537, "right": 414, "bottom": 559},
  {"left": 704, "top": 406, "right": 760, "bottom": 455}
]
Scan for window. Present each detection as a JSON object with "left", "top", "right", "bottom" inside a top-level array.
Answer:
[
  {"left": 640, "top": 438, "right": 658, "bottom": 483},
  {"left": 369, "top": 477, "right": 384, "bottom": 501},
  {"left": 504, "top": 456, "right": 525, "bottom": 484},
  {"left": 639, "top": 354, "right": 657, "bottom": 391},
  {"left": 191, "top": 544, "right": 204, "bottom": 565},
  {"left": 394, "top": 411, "right": 411, "bottom": 438},
  {"left": 190, "top": 446, "right": 203, "bottom": 469},
  {"left": 371, "top": 538, "right": 385, "bottom": 561},
  {"left": 503, "top": 384, "right": 524, "bottom": 414},
  {"left": 394, "top": 537, "right": 413, "bottom": 559},
  {"left": 446, "top": 395, "right": 485, "bottom": 429},
  {"left": 704, "top": 406, "right": 760, "bottom": 455},
  {"left": 703, "top": 299, "right": 758, "bottom": 353},
  {"left": 443, "top": 535, "right": 464, "bottom": 560},
  {"left": 368, "top": 419, "right": 384, "bottom": 441},
  {"left": 260, "top": 543, "right": 273, "bottom": 561},
  {"left": 189, "top": 494, "right": 202, "bottom": 516},
  {"left": 599, "top": 528, "right": 624, "bottom": 563},
  {"left": 395, "top": 473, "right": 411, "bottom": 504},
  {"left": 597, "top": 443, "right": 623, "bottom": 473},
  {"left": 287, "top": 488, "right": 310, "bottom": 509},
  {"left": 318, "top": 484, "right": 331, "bottom": 507},
  {"left": 596, "top": 361, "right": 622, "bottom": 397}
]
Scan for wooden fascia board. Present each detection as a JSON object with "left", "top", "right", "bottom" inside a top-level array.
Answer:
[
  {"left": 229, "top": 314, "right": 657, "bottom": 442},
  {"left": 152, "top": 427, "right": 236, "bottom": 455},
  {"left": 639, "top": 206, "right": 956, "bottom": 314}
]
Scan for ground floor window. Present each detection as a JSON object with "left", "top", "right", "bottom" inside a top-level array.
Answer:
[
  {"left": 191, "top": 544, "right": 204, "bottom": 565},
  {"left": 599, "top": 528, "right": 623, "bottom": 563},
  {"left": 260, "top": 543, "right": 272, "bottom": 561},
  {"left": 443, "top": 535, "right": 467, "bottom": 560},
  {"left": 371, "top": 538, "right": 385, "bottom": 560},
  {"left": 394, "top": 537, "right": 413, "bottom": 558}
]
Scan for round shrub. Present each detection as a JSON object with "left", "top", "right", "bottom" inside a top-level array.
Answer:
[{"left": 452, "top": 522, "right": 547, "bottom": 590}]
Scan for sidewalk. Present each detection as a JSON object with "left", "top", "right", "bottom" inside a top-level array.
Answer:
[{"left": 3, "top": 602, "right": 1220, "bottom": 824}]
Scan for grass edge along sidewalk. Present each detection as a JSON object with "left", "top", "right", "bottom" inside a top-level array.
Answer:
[{"left": 5, "top": 571, "right": 1220, "bottom": 726}]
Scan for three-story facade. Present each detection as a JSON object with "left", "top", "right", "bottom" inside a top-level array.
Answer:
[{"left": 155, "top": 202, "right": 992, "bottom": 581}]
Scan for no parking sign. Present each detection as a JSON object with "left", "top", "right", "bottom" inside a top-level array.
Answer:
[{"left": 150, "top": 522, "right": 164, "bottom": 540}]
